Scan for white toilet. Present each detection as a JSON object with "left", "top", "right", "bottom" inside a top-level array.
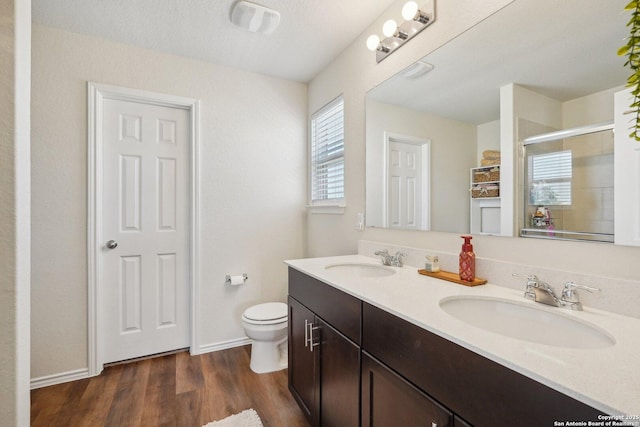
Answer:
[{"left": 241, "top": 302, "right": 288, "bottom": 374}]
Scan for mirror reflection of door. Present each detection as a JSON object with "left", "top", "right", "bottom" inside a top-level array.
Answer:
[{"left": 385, "top": 134, "right": 431, "bottom": 230}]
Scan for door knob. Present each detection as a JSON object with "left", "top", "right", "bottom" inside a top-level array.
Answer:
[{"left": 106, "top": 240, "right": 118, "bottom": 249}]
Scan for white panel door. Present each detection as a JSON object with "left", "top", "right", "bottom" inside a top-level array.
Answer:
[
  {"left": 388, "top": 140, "right": 422, "bottom": 229},
  {"left": 102, "top": 98, "right": 190, "bottom": 363}
]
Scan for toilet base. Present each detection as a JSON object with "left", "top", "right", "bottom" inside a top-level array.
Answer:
[{"left": 249, "top": 338, "right": 288, "bottom": 374}]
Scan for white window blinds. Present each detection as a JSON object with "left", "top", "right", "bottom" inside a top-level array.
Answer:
[
  {"left": 528, "top": 150, "right": 572, "bottom": 205},
  {"left": 311, "top": 96, "right": 344, "bottom": 202}
]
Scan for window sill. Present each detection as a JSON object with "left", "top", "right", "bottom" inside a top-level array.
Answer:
[{"left": 306, "top": 204, "right": 346, "bottom": 215}]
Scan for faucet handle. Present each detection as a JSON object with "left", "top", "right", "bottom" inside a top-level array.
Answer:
[
  {"left": 512, "top": 273, "right": 541, "bottom": 288},
  {"left": 392, "top": 251, "right": 407, "bottom": 267},
  {"left": 562, "top": 282, "right": 601, "bottom": 300},
  {"left": 513, "top": 273, "right": 540, "bottom": 300},
  {"left": 561, "top": 282, "right": 600, "bottom": 310},
  {"left": 563, "top": 282, "right": 601, "bottom": 293}
]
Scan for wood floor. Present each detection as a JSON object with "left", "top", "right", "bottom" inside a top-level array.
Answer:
[{"left": 31, "top": 346, "right": 310, "bottom": 427}]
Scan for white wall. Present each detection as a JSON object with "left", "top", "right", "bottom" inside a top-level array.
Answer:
[
  {"left": 563, "top": 86, "right": 622, "bottom": 128},
  {"left": 0, "top": 0, "right": 31, "bottom": 424},
  {"left": 31, "top": 24, "right": 307, "bottom": 379},
  {"left": 477, "top": 120, "right": 501, "bottom": 166},
  {"left": 308, "top": 0, "right": 640, "bottom": 288}
]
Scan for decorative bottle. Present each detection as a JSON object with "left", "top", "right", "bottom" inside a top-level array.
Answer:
[{"left": 459, "top": 235, "right": 476, "bottom": 282}]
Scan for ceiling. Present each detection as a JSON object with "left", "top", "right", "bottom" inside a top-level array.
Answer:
[
  {"left": 31, "top": 0, "right": 397, "bottom": 82},
  {"left": 368, "top": 0, "right": 629, "bottom": 124}
]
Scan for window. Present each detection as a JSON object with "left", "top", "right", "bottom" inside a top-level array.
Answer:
[
  {"left": 528, "top": 150, "right": 572, "bottom": 205},
  {"left": 310, "top": 96, "right": 344, "bottom": 204}
]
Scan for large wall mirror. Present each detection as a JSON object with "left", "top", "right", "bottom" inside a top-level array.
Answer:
[{"left": 366, "top": 0, "right": 628, "bottom": 239}]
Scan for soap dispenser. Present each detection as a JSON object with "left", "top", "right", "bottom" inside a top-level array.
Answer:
[{"left": 459, "top": 235, "right": 476, "bottom": 282}]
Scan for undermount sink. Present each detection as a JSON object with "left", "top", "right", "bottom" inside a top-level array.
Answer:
[
  {"left": 324, "top": 262, "right": 396, "bottom": 278},
  {"left": 439, "top": 296, "right": 615, "bottom": 349}
]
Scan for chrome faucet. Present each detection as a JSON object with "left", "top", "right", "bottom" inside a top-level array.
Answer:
[
  {"left": 374, "top": 249, "right": 407, "bottom": 267},
  {"left": 512, "top": 274, "right": 600, "bottom": 311},
  {"left": 513, "top": 274, "right": 556, "bottom": 304}
]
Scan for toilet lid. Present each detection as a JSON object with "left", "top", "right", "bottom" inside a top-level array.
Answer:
[{"left": 244, "top": 302, "right": 287, "bottom": 322}]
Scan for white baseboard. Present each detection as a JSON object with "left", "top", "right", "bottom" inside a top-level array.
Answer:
[
  {"left": 198, "top": 337, "right": 252, "bottom": 355},
  {"left": 31, "top": 368, "right": 90, "bottom": 390},
  {"left": 30, "top": 338, "right": 251, "bottom": 389}
]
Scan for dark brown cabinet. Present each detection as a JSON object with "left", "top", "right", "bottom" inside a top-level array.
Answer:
[
  {"left": 361, "top": 352, "right": 452, "bottom": 427},
  {"left": 288, "top": 268, "right": 607, "bottom": 427},
  {"left": 288, "top": 268, "right": 360, "bottom": 427},
  {"left": 362, "top": 302, "right": 605, "bottom": 426}
]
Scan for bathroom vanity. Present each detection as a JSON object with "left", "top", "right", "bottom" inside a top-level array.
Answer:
[
  {"left": 288, "top": 269, "right": 360, "bottom": 426},
  {"left": 286, "top": 255, "right": 640, "bottom": 427}
]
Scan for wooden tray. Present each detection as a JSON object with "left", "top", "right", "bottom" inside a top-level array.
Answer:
[{"left": 418, "top": 269, "right": 487, "bottom": 287}]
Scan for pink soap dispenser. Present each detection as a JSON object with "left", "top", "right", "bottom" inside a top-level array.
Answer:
[{"left": 459, "top": 235, "right": 476, "bottom": 282}]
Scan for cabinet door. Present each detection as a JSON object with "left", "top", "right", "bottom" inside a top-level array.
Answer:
[
  {"left": 288, "top": 296, "right": 318, "bottom": 423},
  {"left": 454, "top": 416, "right": 473, "bottom": 427},
  {"left": 318, "top": 318, "right": 360, "bottom": 427},
  {"left": 362, "top": 352, "right": 452, "bottom": 427}
]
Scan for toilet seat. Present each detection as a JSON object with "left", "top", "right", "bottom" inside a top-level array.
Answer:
[{"left": 243, "top": 302, "right": 287, "bottom": 324}]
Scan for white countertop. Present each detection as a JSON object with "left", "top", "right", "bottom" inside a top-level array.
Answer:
[{"left": 285, "top": 254, "right": 640, "bottom": 417}]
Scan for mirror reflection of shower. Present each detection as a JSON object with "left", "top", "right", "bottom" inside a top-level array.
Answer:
[{"left": 520, "top": 122, "right": 614, "bottom": 243}]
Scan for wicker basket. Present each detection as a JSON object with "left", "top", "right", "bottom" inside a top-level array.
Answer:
[
  {"left": 471, "top": 186, "right": 500, "bottom": 198},
  {"left": 473, "top": 169, "right": 500, "bottom": 183}
]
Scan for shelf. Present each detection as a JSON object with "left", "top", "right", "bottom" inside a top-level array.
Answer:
[
  {"left": 470, "top": 165, "right": 501, "bottom": 234},
  {"left": 418, "top": 269, "right": 487, "bottom": 286}
]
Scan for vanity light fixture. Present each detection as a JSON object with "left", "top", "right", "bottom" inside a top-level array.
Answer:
[
  {"left": 366, "top": 35, "right": 390, "bottom": 53},
  {"left": 383, "top": 19, "right": 408, "bottom": 40},
  {"left": 402, "top": 1, "right": 431, "bottom": 24},
  {"left": 366, "top": 0, "right": 436, "bottom": 63}
]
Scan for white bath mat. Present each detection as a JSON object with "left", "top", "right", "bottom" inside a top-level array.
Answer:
[{"left": 203, "top": 408, "right": 264, "bottom": 427}]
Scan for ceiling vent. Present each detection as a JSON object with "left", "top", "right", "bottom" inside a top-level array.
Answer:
[
  {"left": 398, "top": 61, "right": 434, "bottom": 79},
  {"left": 230, "top": 1, "right": 280, "bottom": 34}
]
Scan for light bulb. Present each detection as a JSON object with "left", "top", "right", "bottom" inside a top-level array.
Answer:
[
  {"left": 402, "top": 1, "right": 419, "bottom": 20},
  {"left": 382, "top": 19, "right": 398, "bottom": 38},
  {"left": 366, "top": 34, "right": 380, "bottom": 51}
]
